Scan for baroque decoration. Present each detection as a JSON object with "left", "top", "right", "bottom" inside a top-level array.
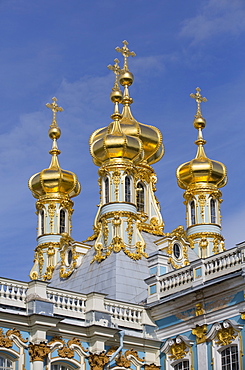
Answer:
[
  {"left": 0, "top": 328, "right": 28, "bottom": 348},
  {"left": 88, "top": 352, "right": 109, "bottom": 370},
  {"left": 29, "top": 342, "right": 50, "bottom": 362},
  {"left": 89, "top": 40, "right": 164, "bottom": 264},
  {"left": 192, "top": 325, "right": 207, "bottom": 344}
]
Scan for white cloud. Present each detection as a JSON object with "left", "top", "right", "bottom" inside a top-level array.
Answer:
[{"left": 180, "top": 0, "right": 245, "bottom": 44}]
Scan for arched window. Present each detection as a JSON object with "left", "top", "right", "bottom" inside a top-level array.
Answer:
[
  {"left": 40, "top": 209, "right": 44, "bottom": 235},
  {"left": 190, "top": 200, "right": 196, "bottom": 225},
  {"left": 0, "top": 356, "right": 13, "bottom": 370},
  {"left": 221, "top": 346, "right": 239, "bottom": 370},
  {"left": 59, "top": 209, "right": 66, "bottom": 234},
  {"left": 125, "top": 176, "right": 131, "bottom": 203},
  {"left": 210, "top": 198, "right": 216, "bottom": 223},
  {"left": 174, "top": 360, "right": 189, "bottom": 370},
  {"left": 104, "top": 177, "right": 109, "bottom": 204},
  {"left": 136, "top": 182, "right": 144, "bottom": 212},
  {"left": 51, "top": 365, "right": 71, "bottom": 370}
]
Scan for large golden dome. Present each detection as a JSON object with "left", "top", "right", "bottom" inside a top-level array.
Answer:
[
  {"left": 29, "top": 98, "right": 81, "bottom": 199},
  {"left": 90, "top": 41, "right": 164, "bottom": 167},
  {"left": 176, "top": 88, "right": 227, "bottom": 190}
]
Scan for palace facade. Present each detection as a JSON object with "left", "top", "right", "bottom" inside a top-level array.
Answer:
[{"left": 0, "top": 41, "right": 244, "bottom": 370}]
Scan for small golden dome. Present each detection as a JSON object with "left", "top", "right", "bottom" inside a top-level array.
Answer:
[
  {"left": 29, "top": 98, "right": 81, "bottom": 199},
  {"left": 90, "top": 100, "right": 143, "bottom": 166},
  {"left": 176, "top": 88, "right": 227, "bottom": 190}
]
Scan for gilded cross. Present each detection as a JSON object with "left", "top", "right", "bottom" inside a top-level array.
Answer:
[
  {"left": 46, "top": 97, "right": 63, "bottom": 126},
  {"left": 108, "top": 58, "right": 121, "bottom": 89},
  {"left": 115, "top": 40, "right": 136, "bottom": 71},
  {"left": 190, "top": 87, "right": 207, "bottom": 117}
]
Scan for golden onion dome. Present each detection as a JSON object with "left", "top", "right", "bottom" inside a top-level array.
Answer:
[
  {"left": 119, "top": 85, "right": 164, "bottom": 165},
  {"left": 176, "top": 88, "right": 227, "bottom": 190},
  {"left": 90, "top": 93, "right": 143, "bottom": 166},
  {"left": 90, "top": 41, "right": 164, "bottom": 166},
  {"left": 29, "top": 97, "right": 81, "bottom": 199}
]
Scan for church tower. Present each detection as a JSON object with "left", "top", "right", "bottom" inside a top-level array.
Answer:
[
  {"left": 176, "top": 88, "right": 227, "bottom": 258},
  {"left": 28, "top": 97, "right": 81, "bottom": 280},
  {"left": 89, "top": 41, "right": 164, "bottom": 264}
]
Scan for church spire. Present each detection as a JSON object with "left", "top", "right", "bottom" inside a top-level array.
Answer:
[
  {"left": 28, "top": 97, "right": 81, "bottom": 280},
  {"left": 89, "top": 41, "right": 164, "bottom": 263},
  {"left": 176, "top": 88, "right": 227, "bottom": 258}
]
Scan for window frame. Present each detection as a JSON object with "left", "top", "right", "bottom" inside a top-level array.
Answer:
[
  {"left": 59, "top": 208, "right": 67, "bottom": 234},
  {"left": 39, "top": 209, "right": 45, "bottom": 236},
  {"left": 136, "top": 182, "right": 145, "bottom": 212},
  {"left": 124, "top": 175, "right": 131, "bottom": 203},
  {"left": 173, "top": 359, "right": 190, "bottom": 370},
  {"left": 104, "top": 177, "right": 109, "bottom": 204},
  {"left": 210, "top": 198, "right": 216, "bottom": 224},
  {"left": 189, "top": 200, "right": 196, "bottom": 225},
  {"left": 0, "top": 355, "right": 15, "bottom": 370}
]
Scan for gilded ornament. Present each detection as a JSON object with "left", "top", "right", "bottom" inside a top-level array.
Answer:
[
  {"left": 112, "top": 171, "right": 121, "bottom": 201},
  {"left": 212, "top": 237, "right": 220, "bottom": 254},
  {"left": 144, "top": 365, "right": 160, "bottom": 370},
  {"left": 88, "top": 352, "right": 109, "bottom": 370},
  {"left": 195, "top": 303, "right": 205, "bottom": 316},
  {"left": 139, "top": 217, "right": 164, "bottom": 235},
  {"left": 198, "top": 194, "right": 206, "bottom": 221},
  {"left": 112, "top": 236, "right": 123, "bottom": 253},
  {"left": 116, "top": 40, "right": 136, "bottom": 73},
  {"left": 126, "top": 215, "right": 133, "bottom": 244},
  {"left": 169, "top": 341, "right": 188, "bottom": 360},
  {"left": 29, "top": 342, "right": 50, "bottom": 362},
  {"left": 115, "top": 352, "right": 131, "bottom": 368},
  {"left": 125, "top": 349, "right": 144, "bottom": 362},
  {"left": 58, "top": 346, "right": 74, "bottom": 358},
  {"left": 48, "top": 203, "right": 56, "bottom": 232},
  {"left": 199, "top": 237, "right": 208, "bottom": 250},
  {"left": 67, "top": 337, "right": 88, "bottom": 352},
  {"left": 215, "top": 327, "right": 237, "bottom": 346},
  {"left": 48, "top": 336, "right": 65, "bottom": 345},
  {"left": 192, "top": 325, "right": 207, "bottom": 344},
  {"left": 0, "top": 329, "right": 13, "bottom": 348},
  {"left": 106, "top": 346, "right": 117, "bottom": 356},
  {"left": 102, "top": 218, "right": 109, "bottom": 245},
  {"left": 30, "top": 271, "right": 38, "bottom": 280}
]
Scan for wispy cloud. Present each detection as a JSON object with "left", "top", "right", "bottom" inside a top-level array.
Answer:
[{"left": 180, "top": 0, "right": 245, "bottom": 44}]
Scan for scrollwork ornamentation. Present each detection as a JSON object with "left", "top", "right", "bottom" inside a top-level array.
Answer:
[
  {"left": 144, "top": 365, "right": 160, "bottom": 370},
  {"left": 0, "top": 329, "right": 13, "bottom": 348},
  {"left": 29, "top": 342, "right": 50, "bottom": 362},
  {"left": 115, "top": 352, "right": 131, "bottom": 368},
  {"left": 58, "top": 346, "right": 74, "bottom": 358},
  {"left": 88, "top": 352, "right": 109, "bottom": 370}
]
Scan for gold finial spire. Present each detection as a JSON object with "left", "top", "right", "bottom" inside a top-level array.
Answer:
[
  {"left": 108, "top": 58, "right": 121, "bottom": 89},
  {"left": 115, "top": 40, "right": 136, "bottom": 71},
  {"left": 46, "top": 97, "right": 63, "bottom": 167},
  {"left": 46, "top": 97, "right": 64, "bottom": 127},
  {"left": 190, "top": 87, "right": 207, "bottom": 118}
]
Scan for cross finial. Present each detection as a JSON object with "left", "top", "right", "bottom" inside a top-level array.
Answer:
[
  {"left": 108, "top": 58, "right": 121, "bottom": 90},
  {"left": 46, "top": 97, "right": 63, "bottom": 126},
  {"left": 190, "top": 87, "right": 207, "bottom": 117},
  {"left": 115, "top": 40, "right": 136, "bottom": 71}
]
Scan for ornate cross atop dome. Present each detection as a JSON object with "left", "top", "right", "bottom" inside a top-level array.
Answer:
[
  {"left": 190, "top": 87, "right": 207, "bottom": 118},
  {"left": 46, "top": 96, "right": 64, "bottom": 126},
  {"left": 115, "top": 40, "right": 136, "bottom": 71}
]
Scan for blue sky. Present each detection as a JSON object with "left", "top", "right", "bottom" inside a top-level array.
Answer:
[{"left": 0, "top": 0, "right": 245, "bottom": 281}]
